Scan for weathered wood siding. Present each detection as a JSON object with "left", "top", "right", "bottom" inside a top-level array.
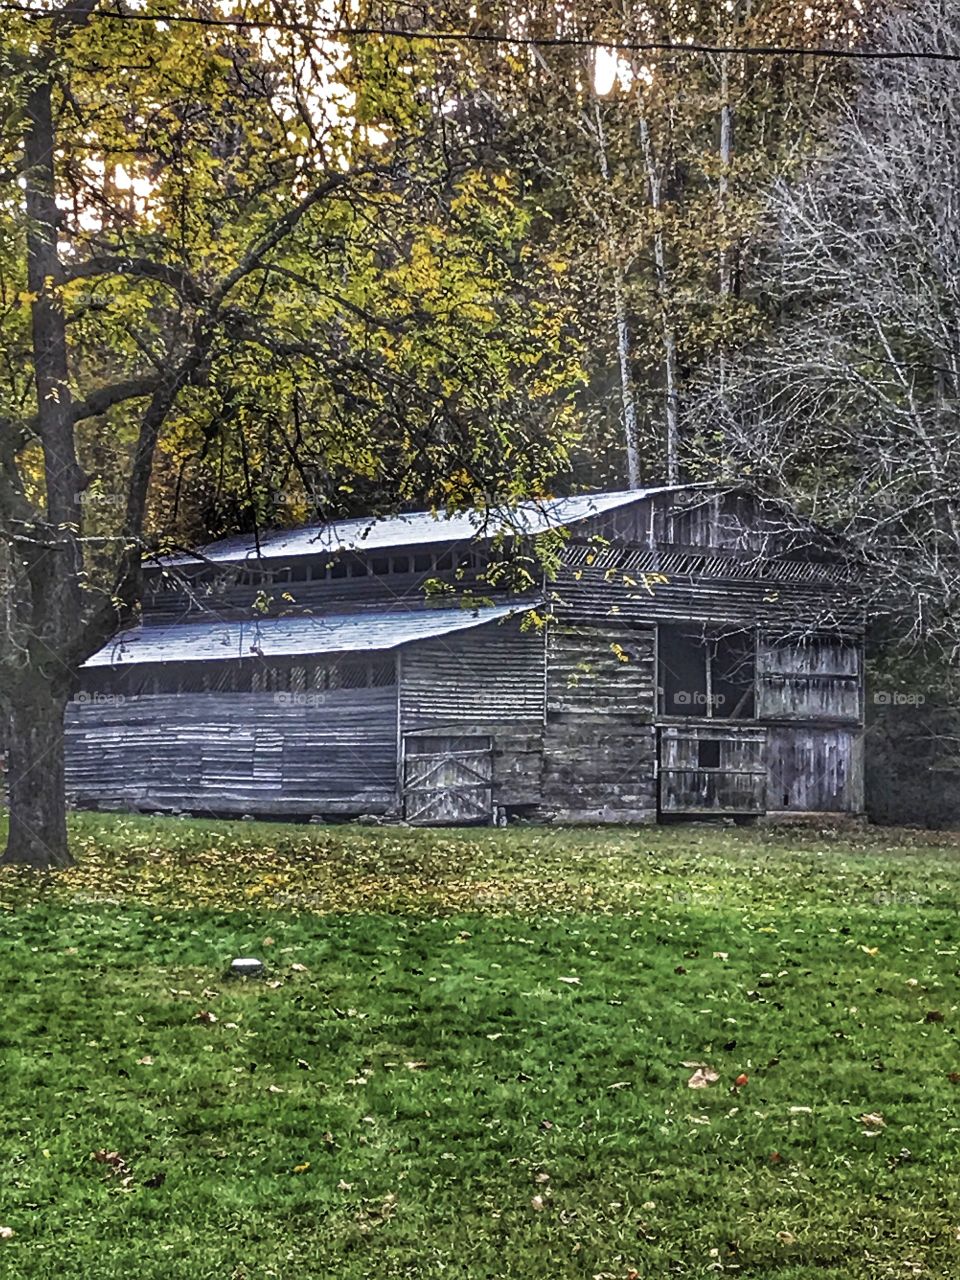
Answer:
[
  {"left": 757, "top": 635, "right": 861, "bottom": 721},
  {"left": 659, "top": 725, "right": 767, "bottom": 814},
  {"left": 551, "top": 559, "right": 858, "bottom": 631},
  {"left": 541, "top": 622, "right": 658, "bottom": 822},
  {"left": 398, "top": 618, "right": 545, "bottom": 809},
  {"left": 402, "top": 734, "right": 494, "bottom": 824},
  {"left": 765, "top": 726, "right": 863, "bottom": 814},
  {"left": 65, "top": 687, "right": 398, "bottom": 816},
  {"left": 143, "top": 567, "right": 505, "bottom": 623}
]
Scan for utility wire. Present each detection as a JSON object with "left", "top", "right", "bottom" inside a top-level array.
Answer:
[{"left": 1, "top": 2, "right": 959, "bottom": 62}]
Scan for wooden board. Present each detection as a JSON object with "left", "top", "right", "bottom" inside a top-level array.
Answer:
[
  {"left": 757, "top": 634, "right": 861, "bottom": 722},
  {"left": 65, "top": 687, "right": 398, "bottom": 816},
  {"left": 402, "top": 734, "right": 493, "bottom": 825},
  {"left": 765, "top": 726, "right": 863, "bottom": 813},
  {"left": 659, "top": 725, "right": 768, "bottom": 814}
]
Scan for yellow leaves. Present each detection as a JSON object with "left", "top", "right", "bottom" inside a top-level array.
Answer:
[
  {"left": 640, "top": 572, "right": 670, "bottom": 595},
  {"left": 292, "top": 1162, "right": 311, "bottom": 1174}
]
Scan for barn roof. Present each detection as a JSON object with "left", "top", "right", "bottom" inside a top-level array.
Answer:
[
  {"left": 83, "top": 602, "right": 537, "bottom": 668},
  {"left": 159, "top": 486, "right": 695, "bottom": 568}
]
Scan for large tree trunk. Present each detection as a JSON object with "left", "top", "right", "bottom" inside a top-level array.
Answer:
[
  {"left": 1, "top": 676, "right": 72, "bottom": 868},
  {"left": 1, "top": 68, "right": 85, "bottom": 870}
]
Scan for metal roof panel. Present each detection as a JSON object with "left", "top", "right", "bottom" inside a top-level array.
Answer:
[
  {"left": 159, "top": 487, "right": 693, "bottom": 568},
  {"left": 83, "top": 602, "right": 538, "bottom": 668}
]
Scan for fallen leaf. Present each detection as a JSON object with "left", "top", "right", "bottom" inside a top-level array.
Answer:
[
  {"left": 734, "top": 1073, "right": 749, "bottom": 1088},
  {"left": 776, "top": 1231, "right": 797, "bottom": 1246},
  {"left": 926, "top": 1010, "right": 945, "bottom": 1023},
  {"left": 0, "top": 1227, "right": 14, "bottom": 1240},
  {"left": 558, "top": 976, "right": 581, "bottom": 985},
  {"left": 292, "top": 1162, "right": 311, "bottom": 1174},
  {"left": 263, "top": 937, "right": 275, "bottom": 947},
  {"left": 530, "top": 1195, "right": 545, "bottom": 1211},
  {"left": 688, "top": 1067, "right": 720, "bottom": 1089},
  {"left": 136, "top": 1055, "right": 154, "bottom": 1066},
  {"left": 290, "top": 963, "right": 308, "bottom": 973},
  {"left": 268, "top": 1084, "right": 284, "bottom": 1094},
  {"left": 404, "top": 1060, "right": 429, "bottom": 1070},
  {"left": 194, "top": 1010, "right": 217, "bottom": 1024},
  {"left": 337, "top": 1179, "right": 353, "bottom": 1191},
  {"left": 713, "top": 951, "right": 729, "bottom": 961},
  {"left": 859, "top": 1112, "right": 886, "bottom": 1128},
  {"left": 91, "top": 1150, "right": 128, "bottom": 1177}
]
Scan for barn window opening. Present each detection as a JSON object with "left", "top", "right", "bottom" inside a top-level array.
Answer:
[
  {"left": 658, "top": 625, "right": 755, "bottom": 718},
  {"left": 393, "top": 554, "right": 410, "bottom": 574},
  {"left": 414, "top": 553, "right": 432, "bottom": 573},
  {"left": 698, "top": 738, "right": 721, "bottom": 769}
]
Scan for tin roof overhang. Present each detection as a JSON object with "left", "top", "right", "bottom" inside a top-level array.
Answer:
[{"left": 83, "top": 602, "right": 539, "bottom": 669}]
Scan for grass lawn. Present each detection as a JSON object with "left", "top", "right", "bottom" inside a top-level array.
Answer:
[{"left": 2, "top": 814, "right": 960, "bottom": 1279}]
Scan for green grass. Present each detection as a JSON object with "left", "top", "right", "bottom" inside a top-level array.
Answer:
[{"left": 2, "top": 813, "right": 960, "bottom": 1278}]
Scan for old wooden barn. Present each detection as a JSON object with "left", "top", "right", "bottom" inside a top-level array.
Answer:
[{"left": 66, "top": 484, "right": 864, "bottom": 824}]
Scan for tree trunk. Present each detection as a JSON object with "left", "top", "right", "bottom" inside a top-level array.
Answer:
[
  {"left": 638, "top": 115, "right": 680, "bottom": 484},
  {"left": 1, "top": 677, "right": 72, "bottom": 868},
  {"left": 0, "top": 63, "right": 84, "bottom": 870},
  {"left": 592, "top": 103, "right": 641, "bottom": 489},
  {"left": 718, "top": 52, "right": 733, "bottom": 300}
]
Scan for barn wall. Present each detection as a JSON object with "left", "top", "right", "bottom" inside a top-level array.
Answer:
[
  {"left": 757, "top": 635, "right": 861, "bottom": 721},
  {"left": 398, "top": 618, "right": 546, "bottom": 808},
  {"left": 541, "top": 622, "right": 658, "bottom": 822},
  {"left": 765, "top": 726, "right": 863, "bottom": 815},
  {"left": 551, "top": 562, "right": 858, "bottom": 630},
  {"left": 65, "top": 686, "right": 398, "bottom": 816},
  {"left": 142, "top": 565, "right": 504, "bottom": 623}
]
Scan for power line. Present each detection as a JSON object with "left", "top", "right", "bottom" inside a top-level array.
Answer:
[{"left": 1, "top": 2, "right": 959, "bottom": 63}]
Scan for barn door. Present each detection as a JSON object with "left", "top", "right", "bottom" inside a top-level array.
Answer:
[
  {"left": 402, "top": 734, "right": 494, "bottom": 825},
  {"left": 659, "top": 726, "right": 767, "bottom": 815}
]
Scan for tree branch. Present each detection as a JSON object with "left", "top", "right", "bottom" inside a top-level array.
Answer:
[
  {"left": 62, "top": 256, "right": 203, "bottom": 304},
  {"left": 71, "top": 376, "right": 161, "bottom": 423}
]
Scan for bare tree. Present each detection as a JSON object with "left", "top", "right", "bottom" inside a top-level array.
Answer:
[{"left": 689, "top": 0, "right": 960, "bottom": 658}]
